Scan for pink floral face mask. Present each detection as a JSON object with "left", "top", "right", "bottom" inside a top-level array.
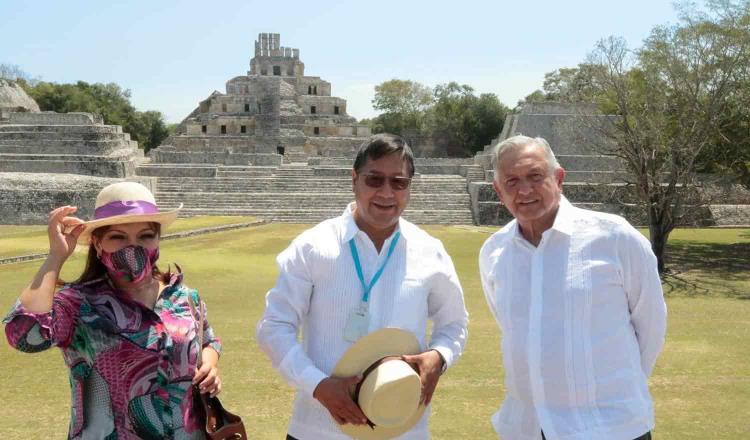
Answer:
[{"left": 100, "top": 245, "right": 160, "bottom": 283}]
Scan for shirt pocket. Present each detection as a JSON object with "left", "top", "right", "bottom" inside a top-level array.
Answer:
[
  {"left": 585, "top": 258, "right": 625, "bottom": 307},
  {"left": 387, "top": 278, "right": 429, "bottom": 333}
]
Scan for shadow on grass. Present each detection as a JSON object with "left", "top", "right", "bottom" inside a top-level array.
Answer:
[{"left": 664, "top": 240, "right": 750, "bottom": 299}]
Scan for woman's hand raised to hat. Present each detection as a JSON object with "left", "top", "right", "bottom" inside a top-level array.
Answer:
[
  {"left": 17, "top": 207, "right": 85, "bottom": 314},
  {"left": 401, "top": 349, "right": 445, "bottom": 406},
  {"left": 313, "top": 376, "right": 369, "bottom": 426},
  {"left": 47, "top": 206, "right": 85, "bottom": 262}
]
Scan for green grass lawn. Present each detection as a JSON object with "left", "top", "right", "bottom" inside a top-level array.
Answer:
[
  {"left": 0, "top": 224, "right": 748, "bottom": 438},
  {"left": 0, "top": 216, "right": 257, "bottom": 259}
]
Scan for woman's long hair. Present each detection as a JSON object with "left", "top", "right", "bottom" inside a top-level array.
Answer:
[{"left": 66, "top": 222, "right": 175, "bottom": 286}]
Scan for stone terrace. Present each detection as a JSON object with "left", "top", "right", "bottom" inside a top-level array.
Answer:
[
  {"left": 136, "top": 158, "right": 477, "bottom": 224},
  {"left": 470, "top": 102, "right": 750, "bottom": 226},
  {"left": 0, "top": 112, "right": 143, "bottom": 178}
]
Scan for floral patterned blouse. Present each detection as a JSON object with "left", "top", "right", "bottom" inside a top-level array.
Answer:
[{"left": 3, "top": 273, "right": 221, "bottom": 439}]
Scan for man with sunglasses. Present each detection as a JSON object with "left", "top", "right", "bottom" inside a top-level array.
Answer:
[{"left": 257, "top": 133, "right": 469, "bottom": 439}]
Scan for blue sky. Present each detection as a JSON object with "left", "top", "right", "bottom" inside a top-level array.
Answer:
[{"left": 0, "top": 0, "right": 680, "bottom": 123}]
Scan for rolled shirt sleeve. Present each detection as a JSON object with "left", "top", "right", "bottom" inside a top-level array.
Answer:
[
  {"left": 256, "top": 240, "right": 328, "bottom": 397},
  {"left": 4, "top": 287, "right": 83, "bottom": 352}
]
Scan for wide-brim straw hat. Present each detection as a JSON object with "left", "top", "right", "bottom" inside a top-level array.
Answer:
[
  {"left": 332, "top": 328, "right": 426, "bottom": 440},
  {"left": 76, "top": 181, "right": 182, "bottom": 244}
]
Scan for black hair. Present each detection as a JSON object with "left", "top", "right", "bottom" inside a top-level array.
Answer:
[{"left": 353, "top": 133, "right": 415, "bottom": 177}]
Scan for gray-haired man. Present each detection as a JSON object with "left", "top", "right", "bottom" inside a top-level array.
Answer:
[{"left": 479, "top": 135, "right": 667, "bottom": 440}]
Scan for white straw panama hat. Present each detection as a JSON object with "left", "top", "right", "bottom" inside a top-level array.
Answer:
[
  {"left": 332, "top": 328, "right": 427, "bottom": 440},
  {"left": 75, "top": 181, "right": 182, "bottom": 244}
]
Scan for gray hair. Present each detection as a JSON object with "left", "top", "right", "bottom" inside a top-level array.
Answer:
[{"left": 493, "top": 135, "right": 561, "bottom": 176}]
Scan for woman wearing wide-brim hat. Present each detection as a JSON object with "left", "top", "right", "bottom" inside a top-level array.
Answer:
[{"left": 3, "top": 181, "right": 223, "bottom": 439}]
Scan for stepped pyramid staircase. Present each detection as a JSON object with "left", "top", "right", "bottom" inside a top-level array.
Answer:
[
  {"left": 139, "top": 161, "right": 476, "bottom": 224},
  {"left": 0, "top": 119, "right": 142, "bottom": 177},
  {"left": 470, "top": 108, "right": 750, "bottom": 226}
]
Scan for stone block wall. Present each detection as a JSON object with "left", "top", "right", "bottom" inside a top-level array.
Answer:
[
  {"left": 301, "top": 123, "right": 370, "bottom": 139},
  {"left": 305, "top": 137, "right": 368, "bottom": 156},
  {"left": 0, "top": 173, "right": 155, "bottom": 225},
  {"left": 135, "top": 165, "right": 218, "bottom": 178},
  {"left": 160, "top": 136, "right": 257, "bottom": 152},
  {"left": 415, "top": 158, "right": 474, "bottom": 165},
  {"left": 148, "top": 149, "right": 282, "bottom": 166},
  {"left": 295, "top": 77, "right": 332, "bottom": 97},
  {"left": 297, "top": 96, "right": 346, "bottom": 115},
  {"left": 205, "top": 95, "right": 260, "bottom": 115},
  {"left": 9, "top": 112, "right": 103, "bottom": 125},
  {"left": 519, "top": 102, "right": 600, "bottom": 115},
  {"left": 0, "top": 157, "right": 137, "bottom": 178},
  {"left": 507, "top": 113, "right": 613, "bottom": 155},
  {"left": 710, "top": 205, "right": 750, "bottom": 226},
  {"left": 185, "top": 117, "right": 257, "bottom": 136}
]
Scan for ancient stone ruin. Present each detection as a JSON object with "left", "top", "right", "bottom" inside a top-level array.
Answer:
[
  {"left": 1, "top": 43, "right": 748, "bottom": 227},
  {"left": 0, "top": 80, "right": 151, "bottom": 223},
  {"left": 138, "top": 33, "right": 476, "bottom": 224},
  {"left": 469, "top": 102, "right": 750, "bottom": 226},
  {"left": 0, "top": 79, "right": 40, "bottom": 117},
  {"left": 155, "top": 33, "right": 371, "bottom": 166}
]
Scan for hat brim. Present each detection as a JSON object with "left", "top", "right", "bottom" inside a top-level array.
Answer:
[
  {"left": 333, "top": 328, "right": 427, "bottom": 440},
  {"left": 76, "top": 204, "right": 182, "bottom": 244}
]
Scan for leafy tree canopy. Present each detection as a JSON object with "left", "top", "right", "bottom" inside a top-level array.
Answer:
[
  {"left": 1, "top": 69, "right": 169, "bottom": 153},
  {"left": 368, "top": 79, "right": 509, "bottom": 156}
]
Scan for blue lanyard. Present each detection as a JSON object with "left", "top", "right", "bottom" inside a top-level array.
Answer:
[{"left": 348, "top": 231, "right": 401, "bottom": 303}]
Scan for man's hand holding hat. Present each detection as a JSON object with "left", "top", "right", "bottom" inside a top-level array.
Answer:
[
  {"left": 313, "top": 376, "right": 368, "bottom": 426},
  {"left": 401, "top": 349, "right": 445, "bottom": 406}
]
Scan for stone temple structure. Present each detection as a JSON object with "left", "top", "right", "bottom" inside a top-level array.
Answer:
[
  {"left": 469, "top": 102, "right": 750, "bottom": 226},
  {"left": 1, "top": 50, "right": 748, "bottom": 227},
  {"left": 0, "top": 80, "right": 150, "bottom": 223},
  {"left": 135, "top": 33, "right": 476, "bottom": 224},
  {"left": 155, "top": 33, "right": 371, "bottom": 166}
]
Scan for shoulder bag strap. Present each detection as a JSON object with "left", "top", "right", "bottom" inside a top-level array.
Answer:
[{"left": 187, "top": 292, "right": 205, "bottom": 369}]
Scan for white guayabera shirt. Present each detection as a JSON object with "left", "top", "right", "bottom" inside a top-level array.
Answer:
[
  {"left": 479, "top": 197, "right": 667, "bottom": 440},
  {"left": 257, "top": 203, "right": 469, "bottom": 440}
]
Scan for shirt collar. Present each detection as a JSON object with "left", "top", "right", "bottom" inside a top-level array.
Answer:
[
  {"left": 511, "top": 195, "right": 575, "bottom": 240},
  {"left": 551, "top": 195, "right": 575, "bottom": 236},
  {"left": 340, "top": 201, "right": 405, "bottom": 244}
]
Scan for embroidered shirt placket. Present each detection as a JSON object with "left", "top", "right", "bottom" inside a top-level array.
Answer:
[
  {"left": 502, "top": 245, "right": 519, "bottom": 400},
  {"left": 529, "top": 233, "right": 552, "bottom": 437}
]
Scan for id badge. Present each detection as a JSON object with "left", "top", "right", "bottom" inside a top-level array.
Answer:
[{"left": 343, "top": 305, "right": 369, "bottom": 342}]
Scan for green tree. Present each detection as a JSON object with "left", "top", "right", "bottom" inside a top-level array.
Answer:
[
  {"left": 430, "top": 82, "right": 508, "bottom": 155},
  {"left": 541, "top": 65, "right": 602, "bottom": 103},
  {"left": 133, "top": 111, "right": 170, "bottom": 154},
  {"left": 371, "top": 79, "right": 433, "bottom": 136},
  {"left": 585, "top": 0, "right": 750, "bottom": 272},
  {"left": 26, "top": 80, "right": 169, "bottom": 152},
  {"left": 518, "top": 64, "right": 604, "bottom": 107},
  {"left": 372, "top": 79, "right": 433, "bottom": 115},
  {"left": 517, "top": 89, "right": 546, "bottom": 107},
  {"left": 472, "top": 93, "right": 510, "bottom": 151}
]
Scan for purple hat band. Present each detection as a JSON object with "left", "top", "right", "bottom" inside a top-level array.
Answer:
[{"left": 94, "top": 200, "right": 159, "bottom": 220}]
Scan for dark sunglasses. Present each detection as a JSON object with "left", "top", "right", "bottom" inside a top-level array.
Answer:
[{"left": 360, "top": 173, "right": 412, "bottom": 191}]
